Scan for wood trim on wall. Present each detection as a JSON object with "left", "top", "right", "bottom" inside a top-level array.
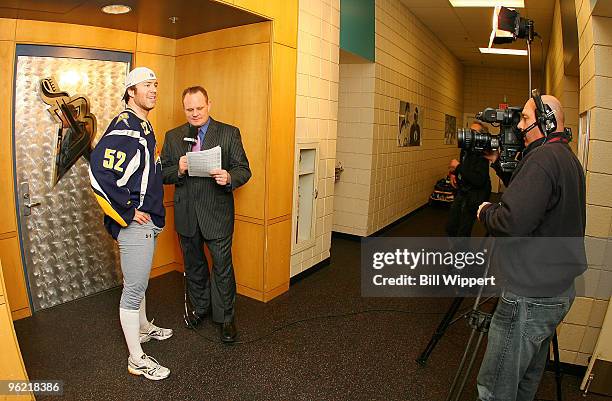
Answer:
[
  {"left": 10, "top": 307, "right": 31, "bottom": 321},
  {"left": 15, "top": 19, "right": 136, "bottom": 51},
  {"left": 1, "top": 0, "right": 299, "bottom": 325},
  {"left": 136, "top": 33, "right": 176, "bottom": 57},
  {"left": 0, "top": 39, "right": 16, "bottom": 236},
  {"left": 174, "top": 31, "right": 271, "bottom": 221},
  {"left": 176, "top": 21, "right": 271, "bottom": 56},
  {"left": 232, "top": 0, "right": 298, "bottom": 48},
  {"left": 150, "top": 262, "right": 182, "bottom": 279},
  {"left": 0, "top": 261, "right": 32, "bottom": 394},
  {"left": 0, "top": 6, "right": 297, "bottom": 397},
  {"left": 0, "top": 236, "right": 30, "bottom": 318},
  {"left": 267, "top": 42, "right": 297, "bottom": 220},
  {"left": 264, "top": 219, "right": 292, "bottom": 292},
  {"left": 0, "top": 18, "right": 17, "bottom": 41},
  {"left": 233, "top": 219, "right": 265, "bottom": 292}
]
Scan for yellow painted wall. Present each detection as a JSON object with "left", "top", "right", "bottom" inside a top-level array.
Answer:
[
  {"left": 545, "top": 0, "right": 588, "bottom": 367},
  {"left": 545, "top": 0, "right": 579, "bottom": 154},
  {"left": 559, "top": 0, "right": 612, "bottom": 367},
  {"left": 335, "top": 62, "right": 376, "bottom": 236},
  {"left": 334, "top": 0, "right": 464, "bottom": 236},
  {"left": 463, "top": 67, "right": 531, "bottom": 116},
  {"left": 290, "top": 0, "right": 339, "bottom": 277}
]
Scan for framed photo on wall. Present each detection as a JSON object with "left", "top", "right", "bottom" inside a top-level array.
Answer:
[
  {"left": 578, "top": 110, "right": 590, "bottom": 174},
  {"left": 398, "top": 100, "right": 422, "bottom": 147},
  {"left": 444, "top": 114, "right": 456, "bottom": 145},
  {"left": 398, "top": 100, "right": 411, "bottom": 147}
]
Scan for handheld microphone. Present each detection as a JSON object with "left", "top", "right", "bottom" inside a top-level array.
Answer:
[
  {"left": 183, "top": 137, "right": 197, "bottom": 153},
  {"left": 180, "top": 125, "right": 198, "bottom": 177},
  {"left": 183, "top": 124, "right": 199, "bottom": 153}
]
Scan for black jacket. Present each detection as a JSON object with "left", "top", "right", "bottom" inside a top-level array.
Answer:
[
  {"left": 160, "top": 118, "right": 251, "bottom": 239},
  {"left": 454, "top": 149, "right": 491, "bottom": 202},
  {"left": 481, "top": 133, "right": 587, "bottom": 296}
]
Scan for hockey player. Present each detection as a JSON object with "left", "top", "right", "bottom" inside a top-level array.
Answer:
[{"left": 89, "top": 67, "right": 172, "bottom": 380}]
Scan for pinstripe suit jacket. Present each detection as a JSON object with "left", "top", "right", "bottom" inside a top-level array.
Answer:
[{"left": 161, "top": 118, "right": 251, "bottom": 239}]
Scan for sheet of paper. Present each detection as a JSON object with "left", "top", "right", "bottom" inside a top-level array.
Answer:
[{"left": 186, "top": 145, "right": 222, "bottom": 177}]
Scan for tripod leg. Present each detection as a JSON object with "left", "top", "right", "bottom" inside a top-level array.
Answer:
[
  {"left": 183, "top": 271, "right": 197, "bottom": 329},
  {"left": 552, "top": 332, "right": 562, "bottom": 401},
  {"left": 417, "top": 297, "right": 464, "bottom": 367},
  {"left": 446, "top": 327, "right": 477, "bottom": 401},
  {"left": 454, "top": 331, "right": 486, "bottom": 401}
]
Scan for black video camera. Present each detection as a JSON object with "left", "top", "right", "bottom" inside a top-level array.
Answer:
[{"left": 457, "top": 107, "right": 524, "bottom": 173}]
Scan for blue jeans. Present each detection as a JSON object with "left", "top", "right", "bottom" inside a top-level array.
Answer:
[{"left": 477, "top": 285, "right": 575, "bottom": 401}]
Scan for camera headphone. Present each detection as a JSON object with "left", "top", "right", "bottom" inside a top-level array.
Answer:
[{"left": 530, "top": 89, "right": 557, "bottom": 137}]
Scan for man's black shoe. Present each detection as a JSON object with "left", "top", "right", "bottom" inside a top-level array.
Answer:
[{"left": 221, "top": 321, "right": 237, "bottom": 343}]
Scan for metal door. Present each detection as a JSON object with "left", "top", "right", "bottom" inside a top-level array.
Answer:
[{"left": 13, "top": 46, "right": 131, "bottom": 311}]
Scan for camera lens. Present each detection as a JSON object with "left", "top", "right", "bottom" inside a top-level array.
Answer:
[
  {"left": 457, "top": 128, "right": 496, "bottom": 152},
  {"left": 457, "top": 127, "right": 472, "bottom": 149}
]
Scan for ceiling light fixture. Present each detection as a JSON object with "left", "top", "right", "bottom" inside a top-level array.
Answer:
[
  {"left": 101, "top": 4, "right": 132, "bottom": 15},
  {"left": 449, "top": 0, "right": 524, "bottom": 7},
  {"left": 489, "top": 6, "right": 515, "bottom": 47},
  {"left": 479, "top": 47, "right": 528, "bottom": 55}
]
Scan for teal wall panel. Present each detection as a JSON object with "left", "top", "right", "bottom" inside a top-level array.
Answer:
[{"left": 340, "top": 0, "right": 375, "bottom": 62}]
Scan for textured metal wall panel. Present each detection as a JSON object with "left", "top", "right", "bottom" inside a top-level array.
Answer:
[{"left": 14, "top": 55, "right": 129, "bottom": 311}]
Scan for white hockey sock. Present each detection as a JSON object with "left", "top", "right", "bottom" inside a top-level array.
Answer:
[
  {"left": 119, "top": 308, "right": 144, "bottom": 360},
  {"left": 139, "top": 296, "right": 149, "bottom": 331}
]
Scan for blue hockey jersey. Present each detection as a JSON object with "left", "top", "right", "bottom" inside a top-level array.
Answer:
[{"left": 89, "top": 108, "right": 165, "bottom": 239}]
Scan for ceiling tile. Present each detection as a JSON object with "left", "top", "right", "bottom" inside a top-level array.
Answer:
[
  {"left": 387, "top": 0, "right": 554, "bottom": 70},
  {"left": 400, "top": 0, "right": 454, "bottom": 7},
  {"left": 409, "top": 7, "right": 469, "bottom": 36},
  {"left": 526, "top": 0, "right": 555, "bottom": 10}
]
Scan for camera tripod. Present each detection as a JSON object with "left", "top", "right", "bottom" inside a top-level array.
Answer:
[
  {"left": 182, "top": 271, "right": 198, "bottom": 329},
  {"left": 415, "top": 243, "right": 564, "bottom": 401}
]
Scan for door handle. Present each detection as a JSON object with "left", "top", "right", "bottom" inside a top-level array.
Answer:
[{"left": 20, "top": 182, "right": 41, "bottom": 216}]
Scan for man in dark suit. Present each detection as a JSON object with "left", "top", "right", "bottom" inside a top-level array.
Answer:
[{"left": 161, "top": 86, "right": 251, "bottom": 342}]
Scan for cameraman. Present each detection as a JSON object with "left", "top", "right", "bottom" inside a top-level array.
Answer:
[
  {"left": 476, "top": 95, "right": 586, "bottom": 401},
  {"left": 446, "top": 121, "right": 491, "bottom": 237}
]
